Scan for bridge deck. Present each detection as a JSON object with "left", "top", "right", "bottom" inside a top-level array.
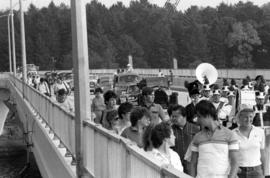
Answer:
[{"left": 0, "top": 74, "right": 192, "bottom": 178}]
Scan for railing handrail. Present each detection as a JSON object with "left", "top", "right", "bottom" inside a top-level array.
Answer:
[{"left": 5, "top": 74, "right": 192, "bottom": 178}]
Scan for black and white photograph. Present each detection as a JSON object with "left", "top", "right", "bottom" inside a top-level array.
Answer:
[{"left": 0, "top": 0, "right": 269, "bottom": 177}]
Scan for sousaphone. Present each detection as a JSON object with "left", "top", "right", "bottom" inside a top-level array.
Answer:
[{"left": 195, "top": 63, "right": 218, "bottom": 85}]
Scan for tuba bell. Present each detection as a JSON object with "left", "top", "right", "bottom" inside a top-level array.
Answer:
[{"left": 195, "top": 63, "right": 218, "bottom": 85}]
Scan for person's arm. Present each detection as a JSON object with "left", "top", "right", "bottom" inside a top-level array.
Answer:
[
  {"left": 158, "top": 104, "right": 166, "bottom": 121},
  {"left": 260, "top": 129, "right": 266, "bottom": 175},
  {"left": 228, "top": 150, "right": 239, "bottom": 178},
  {"left": 190, "top": 151, "right": 198, "bottom": 177},
  {"left": 260, "top": 149, "right": 265, "bottom": 175}
]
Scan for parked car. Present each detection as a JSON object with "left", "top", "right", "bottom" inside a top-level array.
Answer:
[{"left": 114, "top": 72, "right": 141, "bottom": 105}]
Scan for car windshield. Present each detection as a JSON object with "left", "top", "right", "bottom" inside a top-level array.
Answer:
[
  {"left": 118, "top": 75, "right": 139, "bottom": 83},
  {"left": 127, "top": 85, "right": 139, "bottom": 93}
]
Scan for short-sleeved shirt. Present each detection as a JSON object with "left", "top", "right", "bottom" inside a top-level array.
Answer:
[
  {"left": 191, "top": 125, "right": 239, "bottom": 178},
  {"left": 121, "top": 126, "right": 143, "bottom": 148},
  {"left": 141, "top": 103, "right": 165, "bottom": 124},
  {"left": 233, "top": 126, "right": 265, "bottom": 167},
  {"left": 150, "top": 148, "right": 183, "bottom": 172}
]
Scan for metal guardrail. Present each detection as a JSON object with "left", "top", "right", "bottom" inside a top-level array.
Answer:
[{"left": 5, "top": 74, "right": 192, "bottom": 178}]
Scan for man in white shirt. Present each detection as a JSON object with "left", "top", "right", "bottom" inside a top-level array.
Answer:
[{"left": 190, "top": 100, "right": 239, "bottom": 178}]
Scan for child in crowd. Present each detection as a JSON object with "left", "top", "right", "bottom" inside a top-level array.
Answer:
[{"left": 91, "top": 87, "right": 105, "bottom": 123}]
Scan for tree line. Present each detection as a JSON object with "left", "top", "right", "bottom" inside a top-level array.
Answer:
[{"left": 0, "top": 0, "right": 270, "bottom": 71}]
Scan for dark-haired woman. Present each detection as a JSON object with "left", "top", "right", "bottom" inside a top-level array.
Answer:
[{"left": 149, "top": 122, "right": 183, "bottom": 172}]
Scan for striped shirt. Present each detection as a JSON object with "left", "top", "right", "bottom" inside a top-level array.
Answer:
[{"left": 191, "top": 125, "right": 239, "bottom": 178}]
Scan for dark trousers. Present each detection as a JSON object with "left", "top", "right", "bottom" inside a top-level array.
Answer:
[{"left": 238, "top": 165, "right": 264, "bottom": 178}]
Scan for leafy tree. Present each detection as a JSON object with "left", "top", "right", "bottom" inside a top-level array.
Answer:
[{"left": 227, "top": 22, "right": 261, "bottom": 68}]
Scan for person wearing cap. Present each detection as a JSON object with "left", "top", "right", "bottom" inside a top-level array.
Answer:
[
  {"left": 255, "top": 75, "right": 269, "bottom": 95},
  {"left": 253, "top": 84, "right": 270, "bottom": 177},
  {"left": 185, "top": 81, "right": 200, "bottom": 124},
  {"left": 200, "top": 76, "right": 212, "bottom": 101},
  {"left": 220, "top": 79, "right": 230, "bottom": 104},
  {"left": 227, "top": 86, "right": 238, "bottom": 129},
  {"left": 233, "top": 108, "right": 265, "bottom": 178},
  {"left": 140, "top": 87, "right": 166, "bottom": 124},
  {"left": 200, "top": 84, "right": 211, "bottom": 101},
  {"left": 190, "top": 100, "right": 239, "bottom": 178},
  {"left": 230, "top": 79, "right": 238, "bottom": 90},
  {"left": 211, "top": 84, "right": 232, "bottom": 127},
  {"left": 253, "top": 84, "right": 270, "bottom": 127}
]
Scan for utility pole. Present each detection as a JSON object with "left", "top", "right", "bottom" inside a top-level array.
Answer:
[
  {"left": 20, "top": 0, "right": 27, "bottom": 82},
  {"left": 7, "top": 14, "right": 12, "bottom": 73},
  {"left": 10, "top": 0, "right": 16, "bottom": 75},
  {"left": 71, "top": 0, "right": 90, "bottom": 177}
]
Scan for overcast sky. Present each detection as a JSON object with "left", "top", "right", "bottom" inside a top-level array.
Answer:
[{"left": 1, "top": 0, "right": 269, "bottom": 12}]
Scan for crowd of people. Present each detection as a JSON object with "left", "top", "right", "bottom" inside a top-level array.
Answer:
[
  {"left": 90, "top": 74, "right": 270, "bottom": 178},
  {"left": 26, "top": 72, "right": 74, "bottom": 112},
  {"left": 29, "top": 70, "right": 270, "bottom": 178}
]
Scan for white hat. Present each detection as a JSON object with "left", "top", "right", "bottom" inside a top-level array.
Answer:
[
  {"left": 213, "top": 89, "right": 221, "bottom": 95},
  {"left": 227, "top": 91, "right": 235, "bottom": 97},
  {"left": 255, "top": 91, "right": 265, "bottom": 99},
  {"left": 222, "top": 86, "right": 229, "bottom": 92},
  {"left": 203, "top": 84, "right": 211, "bottom": 91},
  {"left": 127, "top": 64, "right": 131, "bottom": 67}
]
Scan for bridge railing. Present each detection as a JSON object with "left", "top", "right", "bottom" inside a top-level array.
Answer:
[
  {"left": 10, "top": 75, "right": 76, "bottom": 155},
  {"left": 8, "top": 74, "right": 192, "bottom": 178}
]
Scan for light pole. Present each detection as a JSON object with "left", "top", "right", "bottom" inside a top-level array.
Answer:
[
  {"left": 10, "top": 0, "right": 16, "bottom": 76},
  {"left": 20, "top": 0, "right": 27, "bottom": 82},
  {"left": 8, "top": 14, "right": 12, "bottom": 73},
  {"left": 71, "top": 0, "right": 90, "bottom": 177}
]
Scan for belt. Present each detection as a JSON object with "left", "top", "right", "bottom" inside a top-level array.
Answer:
[{"left": 240, "top": 165, "right": 261, "bottom": 171}]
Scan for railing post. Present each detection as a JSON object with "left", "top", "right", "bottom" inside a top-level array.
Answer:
[{"left": 71, "top": 0, "right": 90, "bottom": 177}]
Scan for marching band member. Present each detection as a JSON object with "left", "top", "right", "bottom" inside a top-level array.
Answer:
[
  {"left": 253, "top": 84, "right": 270, "bottom": 177},
  {"left": 220, "top": 79, "right": 230, "bottom": 104},
  {"left": 230, "top": 78, "right": 238, "bottom": 90},
  {"left": 255, "top": 75, "right": 270, "bottom": 97},
  {"left": 241, "top": 78, "right": 251, "bottom": 91},
  {"left": 200, "top": 77, "right": 211, "bottom": 101},
  {"left": 185, "top": 81, "right": 200, "bottom": 124},
  {"left": 211, "top": 84, "right": 232, "bottom": 127}
]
